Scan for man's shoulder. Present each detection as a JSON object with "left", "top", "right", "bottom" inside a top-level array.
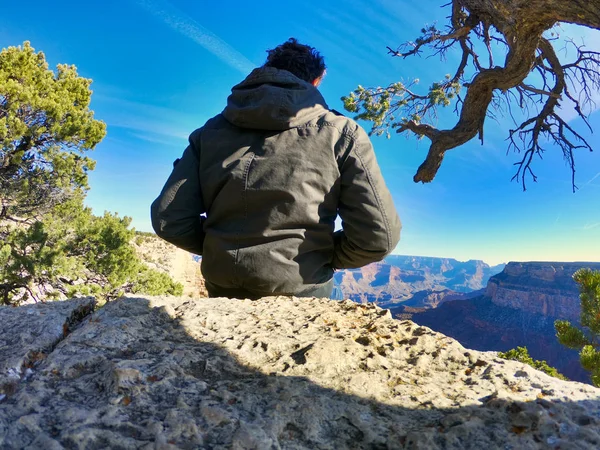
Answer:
[
  {"left": 188, "top": 114, "right": 230, "bottom": 140},
  {"left": 201, "top": 114, "right": 230, "bottom": 130},
  {"left": 330, "top": 109, "right": 346, "bottom": 117},
  {"left": 322, "top": 108, "right": 363, "bottom": 139}
]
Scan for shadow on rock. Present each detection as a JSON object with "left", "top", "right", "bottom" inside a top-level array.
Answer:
[{"left": 0, "top": 296, "right": 599, "bottom": 449}]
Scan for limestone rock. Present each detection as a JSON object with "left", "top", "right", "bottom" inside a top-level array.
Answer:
[
  {"left": 0, "top": 298, "right": 95, "bottom": 401},
  {"left": 1, "top": 295, "right": 599, "bottom": 449}
]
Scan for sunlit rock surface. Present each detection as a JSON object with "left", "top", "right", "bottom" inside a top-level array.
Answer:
[
  {"left": 1, "top": 296, "right": 599, "bottom": 449},
  {"left": 133, "top": 235, "right": 207, "bottom": 298},
  {"left": 0, "top": 298, "right": 95, "bottom": 401}
]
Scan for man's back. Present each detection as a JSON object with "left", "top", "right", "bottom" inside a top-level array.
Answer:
[{"left": 151, "top": 40, "right": 401, "bottom": 298}]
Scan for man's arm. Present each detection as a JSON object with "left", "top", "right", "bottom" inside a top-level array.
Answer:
[
  {"left": 150, "top": 131, "right": 205, "bottom": 255},
  {"left": 333, "top": 127, "right": 401, "bottom": 269}
]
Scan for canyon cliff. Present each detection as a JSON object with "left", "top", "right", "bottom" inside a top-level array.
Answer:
[
  {"left": 485, "top": 262, "right": 600, "bottom": 321},
  {"left": 411, "top": 261, "right": 600, "bottom": 384},
  {"left": 336, "top": 255, "right": 504, "bottom": 307}
]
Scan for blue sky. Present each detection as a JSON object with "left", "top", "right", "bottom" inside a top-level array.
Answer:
[{"left": 1, "top": 0, "right": 599, "bottom": 265}]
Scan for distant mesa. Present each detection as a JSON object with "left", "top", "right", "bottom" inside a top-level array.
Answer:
[{"left": 485, "top": 261, "right": 600, "bottom": 321}]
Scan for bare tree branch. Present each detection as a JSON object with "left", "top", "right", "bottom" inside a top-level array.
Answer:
[{"left": 344, "top": 0, "right": 600, "bottom": 189}]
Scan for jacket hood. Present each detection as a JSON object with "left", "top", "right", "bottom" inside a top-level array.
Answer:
[{"left": 222, "top": 67, "right": 329, "bottom": 130}]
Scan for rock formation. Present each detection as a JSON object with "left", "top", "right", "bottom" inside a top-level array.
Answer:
[
  {"left": 410, "top": 261, "right": 600, "bottom": 384},
  {"left": 486, "top": 262, "right": 600, "bottom": 321},
  {"left": 336, "top": 255, "right": 504, "bottom": 307},
  {"left": 389, "top": 289, "right": 485, "bottom": 320},
  {"left": 1, "top": 295, "right": 599, "bottom": 449}
]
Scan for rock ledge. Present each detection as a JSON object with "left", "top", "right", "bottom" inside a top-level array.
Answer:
[{"left": 1, "top": 296, "right": 599, "bottom": 449}]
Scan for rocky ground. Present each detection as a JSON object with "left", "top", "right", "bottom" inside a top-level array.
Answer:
[{"left": 1, "top": 296, "right": 599, "bottom": 449}]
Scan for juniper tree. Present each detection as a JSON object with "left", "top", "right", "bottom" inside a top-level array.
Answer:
[
  {"left": 343, "top": 0, "right": 600, "bottom": 190},
  {"left": 0, "top": 41, "right": 105, "bottom": 219},
  {"left": 0, "top": 42, "right": 182, "bottom": 304},
  {"left": 0, "top": 198, "right": 183, "bottom": 304},
  {"left": 555, "top": 269, "right": 600, "bottom": 386}
]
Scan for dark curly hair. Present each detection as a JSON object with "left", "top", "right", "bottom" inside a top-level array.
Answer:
[{"left": 264, "top": 38, "right": 326, "bottom": 84}]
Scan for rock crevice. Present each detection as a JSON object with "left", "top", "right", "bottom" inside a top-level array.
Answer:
[{"left": 0, "top": 297, "right": 95, "bottom": 402}]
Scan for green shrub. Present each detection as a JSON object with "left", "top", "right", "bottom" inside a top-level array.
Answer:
[{"left": 498, "top": 346, "right": 568, "bottom": 381}]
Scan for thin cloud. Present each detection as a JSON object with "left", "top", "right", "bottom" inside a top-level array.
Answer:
[
  {"left": 574, "top": 171, "right": 600, "bottom": 193},
  {"left": 583, "top": 222, "right": 600, "bottom": 230},
  {"left": 109, "top": 115, "right": 190, "bottom": 142},
  {"left": 128, "top": 132, "right": 184, "bottom": 147},
  {"left": 372, "top": 0, "right": 434, "bottom": 30},
  {"left": 134, "top": 0, "right": 255, "bottom": 75},
  {"left": 94, "top": 95, "right": 201, "bottom": 143},
  {"left": 584, "top": 171, "right": 600, "bottom": 186}
]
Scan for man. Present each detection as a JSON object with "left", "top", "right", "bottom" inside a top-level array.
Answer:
[{"left": 151, "top": 38, "right": 401, "bottom": 299}]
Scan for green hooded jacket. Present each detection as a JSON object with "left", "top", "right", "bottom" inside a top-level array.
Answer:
[{"left": 151, "top": 67, "right": 401, "bottom": 297}]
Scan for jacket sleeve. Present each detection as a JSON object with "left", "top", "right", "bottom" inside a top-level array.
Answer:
[
  {"left": 150, "top": 131, "right": 205, "bottom": 255},
  {"left": 333, "top": 127, "right": 401, "bottom": 269}
]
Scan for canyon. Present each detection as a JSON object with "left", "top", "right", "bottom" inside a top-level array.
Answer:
[
  {"left": 335, "top": 255, "right": 504, "bottom": 307},
  {"left": 409, "top": 261, "right": 600, "bottom": 384}
]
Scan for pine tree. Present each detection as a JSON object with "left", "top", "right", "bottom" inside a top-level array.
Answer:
[
  {"left": 0, "top": 42, "right": 182, "bottom": 305},
  {"left": 0, "top": 41, "right": 105, "bottom": 219},
  {"left": 555, "top": 269, "right": 600, "bottom": 386}
]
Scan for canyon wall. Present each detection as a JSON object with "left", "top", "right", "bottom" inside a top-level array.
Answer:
[{"left": 486, "top": 262, "right": 600, "bottom": 321}]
